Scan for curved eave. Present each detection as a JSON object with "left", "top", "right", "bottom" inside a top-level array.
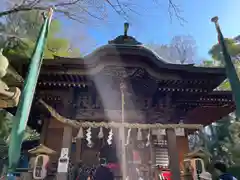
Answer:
[
  {"left": 186, "top": 105, "right": 235, "bottom": 125},
  {"left": 50, "top": 44, "right": 226, "bottom": 75},
  {"left": 9, "top": 44, "right": 226, "bottom": 81}
]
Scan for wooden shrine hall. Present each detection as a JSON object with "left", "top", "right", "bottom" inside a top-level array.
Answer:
[{"left": 10, "top": 27, "right": 235, "bottom": 180}]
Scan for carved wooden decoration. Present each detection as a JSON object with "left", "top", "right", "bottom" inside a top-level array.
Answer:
[{"left": 102, "top": 67, "right": 145, "bottom": 79}]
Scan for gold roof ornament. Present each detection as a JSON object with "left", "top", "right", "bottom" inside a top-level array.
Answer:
[
  {"left": 108, "top": 23, "right": 141, "bottom": 45},
  {"left": 28, "top": 144, "right": 56, "bottom": 155},
  {"left": 124, "top": 22, "right": 129, "bottom": 36}
]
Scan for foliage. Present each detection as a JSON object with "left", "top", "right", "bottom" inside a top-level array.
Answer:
[
  {"left": 0, "top": 110, "right": 12, "bottom": 140},
  {"left": 208, "top": 117, "right": 235, "bottom": 165},
  {"left": 202, "top": 37, "right": 240, "bottom": 90},
  {"left": 228, "top": 165, "right": 240, "bottom": 179},
  {"left": 0, "top": 109, "right": 40, "bottom": 161},
  {"left": 0, "top": 11, "right": 80, "bottom": 59},
  {"left": 201, "top": 60, "right": 215, "bottom": 67},
  {"left": 0, "top": 109, "right": 40, "bottom": 143},
  {"left": 194, "top": 37, "right": 240, "bottom": 166},
  {"left": 209, "top": 38, "right": 240, "bottom": 63},
  {"left": 189, "top": 116, "right": 239, "bottom": 166}
]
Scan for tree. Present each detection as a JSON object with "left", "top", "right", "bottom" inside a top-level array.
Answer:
[
  {"left": 189, "top": 115, "right": 237, "bottom": 165},
  {"left": 0, "top": 11, "right": 80, "bottom": 59},
  {"left": 209, "top": 38, "right": 240, "bottom": 64},
  {"left": 0, "top": 109, "right": 39, "bottom": 168},
  {"left": 170, "top": 35, "right": 196, "bottom": 64},
  {"left": 190, "top": 40, "right": 240, "bottom": 165},
  {"left": 146, "top": 44, "right": 177, "bottom": 63},
  {"left": 0, "top": 110, "right": 12, "bottom": 141},
  {"left": 147, "top": 35, "right": 197, "bottom": 64},
  {"left": 0, "top": 0, "right": 184, "bottom": 23},
  {"left": 207, "top": 37, "right": 240, "bottom": 90},
  {"left": 0, "top": 110, "right": 39, "bottom": 142}
]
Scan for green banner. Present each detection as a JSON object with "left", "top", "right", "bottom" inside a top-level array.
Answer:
[
  {"left": 8, "top": 9, "right": 53, "bottom": 172},
  {"left": 212, "top": 17, "right": 240, "bottom": 119}
]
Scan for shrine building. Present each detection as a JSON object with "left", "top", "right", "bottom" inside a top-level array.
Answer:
[{"left": 9, "top": 28, "right": 235, "bottom": 180}]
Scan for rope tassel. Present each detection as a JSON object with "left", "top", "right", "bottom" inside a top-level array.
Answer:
[
  {"left": 86, "top": 127, "right": 93, "bottom": 147},
  {"left": 125, "top": 128, "right": 131, "bottom": 146},
  {"left": 137, "top": 128, "right": 142, "bottom": 141},
  {"left": 76, "top": 127, "right": 84, "bottom": 139},
  {"left": 146, "top": 129, "right": 151, "bottom": 147},
  {"left": 98, "top": 127, "right": 104, "bottom": 139},
  {"left": 107, "top": 129, "right": 113, "bottom": 145}
]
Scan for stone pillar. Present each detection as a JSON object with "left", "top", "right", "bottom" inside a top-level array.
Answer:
[
  {"left": 57, "top": 126, "right": 73, "bottom": 180},
  {"left": 166, "top": 128, "right": 181, "bottom": 180}
]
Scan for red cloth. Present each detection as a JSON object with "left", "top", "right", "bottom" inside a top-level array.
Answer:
[
  {"left": 161, "top": 171, "right": 171, "bottom": 180},
  {"left": 106, "top": 163, "right": 119, "bottom": 169},
  {"left": 133, "top": 151, "right": 141, "bottom": 162}
]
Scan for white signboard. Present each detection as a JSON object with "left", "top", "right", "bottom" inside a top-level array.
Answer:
[
  {"left": 58, "top": 148, "right": 69, "bottom": 173},
  {"left": 57, "top": 157, "right": 69, "bottom": 173},
  {"left": 60, "top": 148, "right": 69, "bottom": 158}
]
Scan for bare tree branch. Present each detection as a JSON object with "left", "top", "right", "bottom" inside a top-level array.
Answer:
[
  {"left": 167, "top": 0, "right": 186, "bottom": 25},
  {"left": 0, "top": 0, "right": 185, "bottom": 24},
  {"left": 171, "top": 35, "right": 197, "bottom": 64}
]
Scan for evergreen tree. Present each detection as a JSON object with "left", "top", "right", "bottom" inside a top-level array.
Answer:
[{"left": 0, "top": 11, "right": 80, "bottom": 59}]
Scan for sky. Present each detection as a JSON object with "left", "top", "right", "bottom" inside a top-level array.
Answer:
[
  {"left": 59, "top": 0, "right": 240, "bottom": 64},
  {"left": 3, "top": 0, "right": 240, "bottom": 64}
]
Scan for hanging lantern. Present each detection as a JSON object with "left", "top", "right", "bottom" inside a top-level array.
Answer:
[
  {"left": 107, "top": 129, "right": 113, "bottom": 145},
  {"left": 125, "top": 128, "right": 131, "bottom": 146},
  {"left": 86, "top": 127, "right": 93, "bottom": 148},
  {"left": 98, "top": 127, "right": 104, "bottom": 139},
  {"left": 76, "top": 127, "right": 84, "bottom": 139}
]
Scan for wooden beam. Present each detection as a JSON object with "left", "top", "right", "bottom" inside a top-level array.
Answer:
[{"left": 166, "top": 128, "right": 181, "bottom": 180}]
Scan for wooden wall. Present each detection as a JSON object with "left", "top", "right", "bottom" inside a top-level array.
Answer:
[
  {"left": 176, "top": 136, "right": 189, "bottom": 170},
  {"left": 43, "top": 118, "right": 189, "bottom": 169}
]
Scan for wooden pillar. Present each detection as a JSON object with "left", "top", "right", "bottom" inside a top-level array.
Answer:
[
  {"left": 120, "top": 127, "right": 127, "bottom": 180},
  {"left": 120, "top": 82, "right": 127, "bottom": 180},
  {"left": 75, "top": 138, "right": 82, "bottom": 163},
  {"left": 166, "top": 128, "right": 181, "bottom": 180},
  {"left": 57, "top": 126, "right": 73, "bottom": 180},
  {"left": 40, "top": 117, "right": 50, "bottom": 144},
  {"left": 69, "top": 87, "right": 82, "bottom": 166},
  {"left": 149, "top": 134, "right": 155, "bottom": 179}
]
